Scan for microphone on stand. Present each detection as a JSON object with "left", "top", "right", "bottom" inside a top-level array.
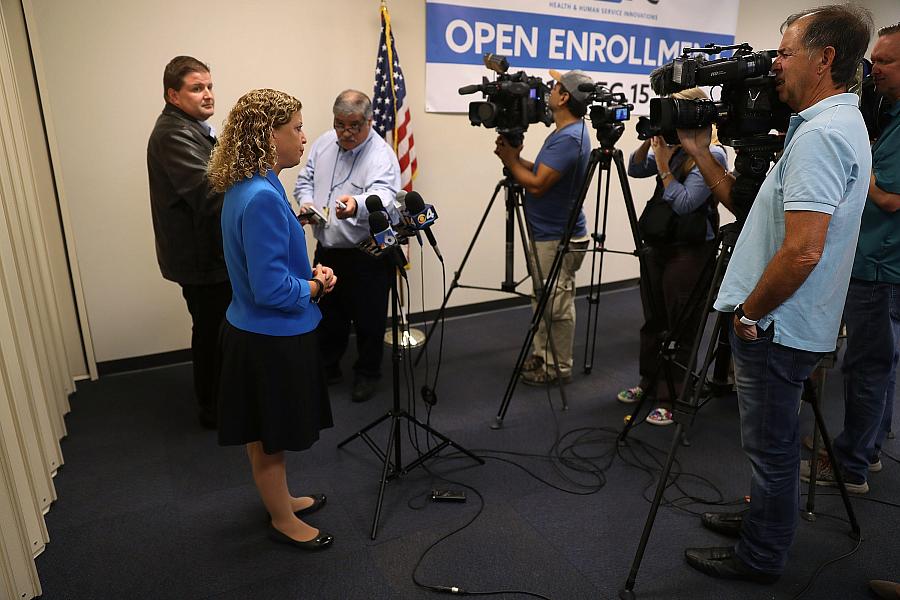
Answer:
[
  {"left": 368, "top": 210, "right": 407, "bottom": 274},
  {"left": 404, "top": 191, "right": 443, "bottom": 262},
  {"left": 395, "top": 190, "right": 423, "bottom": 246}
]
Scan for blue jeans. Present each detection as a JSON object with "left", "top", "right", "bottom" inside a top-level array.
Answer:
[
  {"left": 730, "top": 324, "right": 822, "bottom": 574},
  {"left": 836, "top": 279, "right": 900, "bottom": 481}
]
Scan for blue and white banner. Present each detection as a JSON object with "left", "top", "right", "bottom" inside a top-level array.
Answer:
[{"left": 426, "top": 0, "right": 740, "bottom": 114}]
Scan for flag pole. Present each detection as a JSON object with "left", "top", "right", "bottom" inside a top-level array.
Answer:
[{"left": 377, "top": 1, "right": 425, "bottom": 349}]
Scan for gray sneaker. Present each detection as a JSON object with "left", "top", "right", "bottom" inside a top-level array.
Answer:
[
  {"left": 800, "top": 457, "right": 869, "bottom": 494},
  {"left": 802, "top": 434, "right": 882, "bottom": 472}
]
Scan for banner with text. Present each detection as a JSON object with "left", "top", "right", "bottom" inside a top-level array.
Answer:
[{"left": 426, "top": 0, "right": 740, "bottom": 115}]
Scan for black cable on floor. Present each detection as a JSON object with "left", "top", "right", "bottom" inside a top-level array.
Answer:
[{"left": 409, "top": 468, "right": 553, "bottom": 600}]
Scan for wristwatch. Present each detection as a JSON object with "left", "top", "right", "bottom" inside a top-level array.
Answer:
[{"left": 734, "top": 304, "right": 758, "bottom": 326}]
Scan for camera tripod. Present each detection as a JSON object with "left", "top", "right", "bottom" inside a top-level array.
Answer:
[
  {"left": 338, "top": 266, "right": 483, "bottom": 540},
  {"left": 412, "top": 165, "right": 574, "bottom": 408},
  {"left": 493, "top": 121, "right": 650, "bottom": 428},
  {"left": 580, "top": 137, "right": 650, "bottom": 376}
]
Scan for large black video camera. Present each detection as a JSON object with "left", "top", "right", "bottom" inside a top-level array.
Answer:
[
  {"left": 459, "top": 54, "right": 553, "bottom": 147},
  {"left": 646, "top": 43, "right": 791, "bottom": 146}
]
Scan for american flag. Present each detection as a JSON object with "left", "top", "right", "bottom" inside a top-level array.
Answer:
[{"left": 373, "top": 2, "right": 417, "bottom": 192}]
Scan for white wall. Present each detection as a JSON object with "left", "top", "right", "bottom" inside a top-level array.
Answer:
[{"left": 22, "top": 0, "right": 899, "bottom": 363}]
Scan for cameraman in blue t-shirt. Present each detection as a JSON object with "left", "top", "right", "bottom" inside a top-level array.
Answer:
[{"left": 494, "top": 69, "right": 592, "bottom": 386}]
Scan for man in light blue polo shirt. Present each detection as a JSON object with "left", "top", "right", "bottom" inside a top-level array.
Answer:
[{"left": 679, "top": 5, "right": 873, "bottom": 584}]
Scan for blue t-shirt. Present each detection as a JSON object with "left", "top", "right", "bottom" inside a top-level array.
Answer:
[
  {"left": 222, "top": 170, "right": 321, "bottom": 336},
  {"left": 851, "top": 102, "right": 900, "bottom": 283},
  {"left": 525, "top": 121, "right": 589, "bottom": 241},
  {"left": 714, "top": 94, "right": 872, "bottom": 352}
]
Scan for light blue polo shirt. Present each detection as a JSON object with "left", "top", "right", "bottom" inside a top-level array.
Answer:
[{"left": 714, "top": 93, "right": 872, "bottom": 352}]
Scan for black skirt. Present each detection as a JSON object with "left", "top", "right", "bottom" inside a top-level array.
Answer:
[{"left": 217, "top": 322, "right": 333, "bottom": 453}]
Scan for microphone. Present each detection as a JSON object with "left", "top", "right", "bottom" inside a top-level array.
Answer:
[
  {"left": 365, "top": 194, "right": 384, "bottom": 215},
  {"left": 395, "top": 190, "right": 424, "bottom": 246},
  {"left": 458, "top": 83, "right": 482, "bottom": 95},
  {"left": 404, "top": 191, "right": 443, "bottom": 262},
  {"left": 649, "top": 62, "right": 684, "bottom": 96},
  {"left": 368, "top": 210, "right": 408, "bottom": 272},
  {"left": 368, "top": 210, "right": 397, "bottom": 248}
]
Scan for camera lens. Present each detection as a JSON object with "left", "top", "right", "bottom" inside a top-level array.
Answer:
[
  {"left": 742, "top": 52, "right": 773, "bottom": 78},
  {"left": 651, "top": 98, "right": 717, "bottom": 130},
  {"left": 468, "top": 101, "right": 501, "bottom": 128}
]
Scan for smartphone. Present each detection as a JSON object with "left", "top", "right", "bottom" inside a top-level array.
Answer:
[{"left": 299, "top": 206, "right": 326, "bottom": 225}]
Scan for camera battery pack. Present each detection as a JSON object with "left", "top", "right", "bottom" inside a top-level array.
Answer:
[{"left": 430, "top": 489, "right": 466, "bottom": 503}]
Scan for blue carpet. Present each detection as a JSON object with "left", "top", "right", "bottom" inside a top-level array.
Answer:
[{"left": 35, "top": 286, "right": 899, "bottom": 599}]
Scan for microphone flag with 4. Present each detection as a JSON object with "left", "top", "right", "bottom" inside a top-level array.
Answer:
[{"left": 374, "top": 1, "right": 418, "bottom": 192}]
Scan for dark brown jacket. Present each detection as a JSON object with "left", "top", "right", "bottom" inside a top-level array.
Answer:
[{"left": 147, "top": 104, "right": 227, "bottom": 285}]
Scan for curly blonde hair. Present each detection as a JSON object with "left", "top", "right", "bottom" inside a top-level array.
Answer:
[{"left": 208, "top": 89, "right": 302, "bottom": 192}]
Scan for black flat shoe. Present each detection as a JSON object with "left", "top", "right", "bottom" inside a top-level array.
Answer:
[
  {"left": 295, "top": 494, "right": 327, "bottom": 517},
  {"left": 267, "top": 525, "right": 333, "bottom": 551},
  {"left": 700, "top": 510, "right": 745, "bottom": 538},
  {"left": 684, "top": 546, "right": 779, "bottom": 584}
]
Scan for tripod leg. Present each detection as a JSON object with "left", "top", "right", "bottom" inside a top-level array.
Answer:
[
  {"left": 414, "top": 180, "right": 505, "bottom": 367},
  {"left": 397, "top": 410, "right": 485, "bottom": 474},
  {"left": 337, "top": 412, "right": 392, "bottom": 448},
  {"left": 619, "top": 421, "right": 685, "bottom": 599},
  {"left": 370, "top": 412, "right": 400, "bottom": 540},
  {"left": 803, "top": 407, "right": 822, "bottom": 519},
  {"left": 806, "top": 376, "right": 862, "bottom": 539},
  {"left": 584, "top": 165, "right": 612, "bottom": 374},
  {"left": 518, "top": 205, "right": 569, "bottom": 410},
  {"left": 494, "top": 153, "right": 603, "bottom": 427},
  {"left": 617, "top": 386, "right": 655, "bottom": 442}
]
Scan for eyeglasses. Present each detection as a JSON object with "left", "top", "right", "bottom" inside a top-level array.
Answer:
[{"left": 333, "top": 120, "right": 366, "bottom": 134}]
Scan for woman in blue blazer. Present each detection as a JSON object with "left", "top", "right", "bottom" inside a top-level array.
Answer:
[{"left": 208, "top": 89, "right": 336, "bottom": 551}]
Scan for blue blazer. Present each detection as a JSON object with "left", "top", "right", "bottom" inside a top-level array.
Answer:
[{"left": 222, "top": 170, "right": 321, "bottom": 336}]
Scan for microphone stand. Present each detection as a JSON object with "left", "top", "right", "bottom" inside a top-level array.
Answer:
[
  {"left": 383, "top": 254, "right": 426, "bottom": 349},
  {"left": 338, "top": 243, "right": 483, "bottom": 540}
]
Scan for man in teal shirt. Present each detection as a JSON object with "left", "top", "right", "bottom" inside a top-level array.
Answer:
[{"left": 804, "top": 23, "right": 900, "bottom": 496}]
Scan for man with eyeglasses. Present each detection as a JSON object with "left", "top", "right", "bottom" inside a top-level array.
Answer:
[{"left": 294, "top": 89, "right": 401, "bottom": 403}]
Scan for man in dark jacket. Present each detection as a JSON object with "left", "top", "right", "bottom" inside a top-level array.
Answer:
[{"left": 147, "top": 56, "right": 229, "bottom": 429}]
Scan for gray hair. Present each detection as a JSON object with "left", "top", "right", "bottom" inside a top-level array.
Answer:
[
  {"left": 333, "top": 89, "right": 373, "bottom": 120},
  {"left": 878, "top": 23, "right": 900, "bottom": 37},
  {"left": 781, "top": 4, "right": 873, "bottom": 88}
]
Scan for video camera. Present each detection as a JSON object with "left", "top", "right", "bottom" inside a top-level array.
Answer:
[
  {"left": 576, "top": 82, "right": 634, "bottom": 146},
  {"left": 855, "top": 59, "right": 893, "bottom": 141},
  {"left": 459, "top": 54, "right": 553, "bottom": 147},
  {"left": 646, "top": 43, "right": 791, "bottom": 146}
]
